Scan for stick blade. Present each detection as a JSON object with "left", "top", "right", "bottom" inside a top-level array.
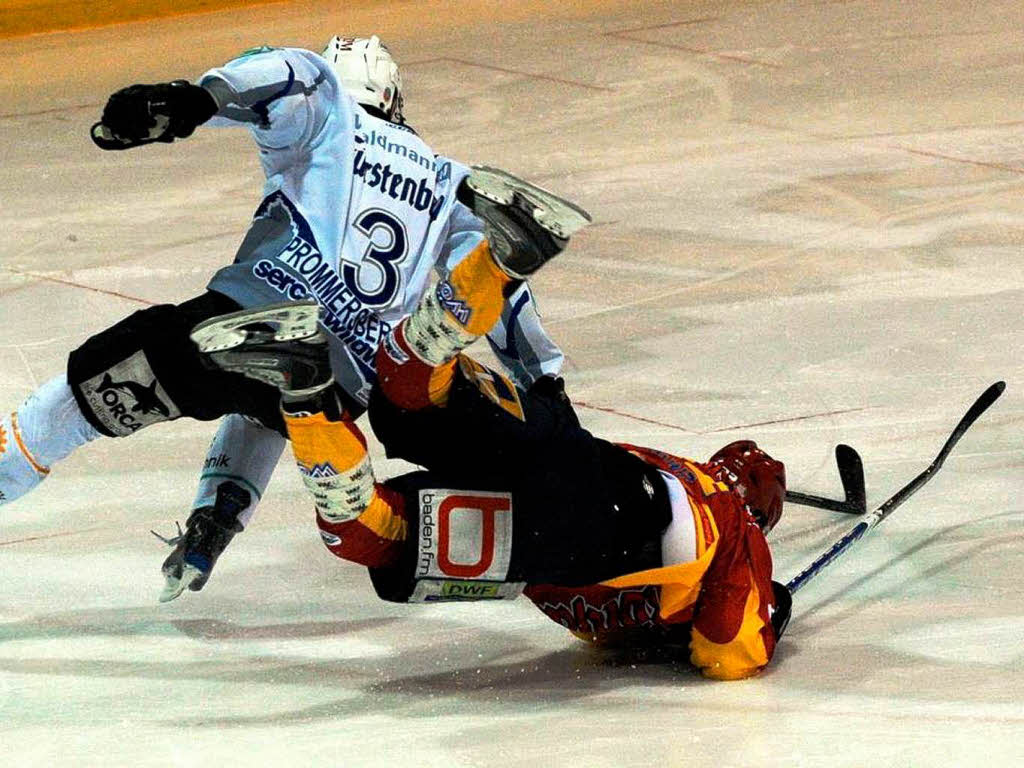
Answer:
[
  {"left": 835, "top": 444, "right": 867, "bottom": 515},
  {"left": 933, "top": 380, "right": 1007, "bottom": 466}
]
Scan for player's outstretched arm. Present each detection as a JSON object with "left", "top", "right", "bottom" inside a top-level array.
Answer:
[
  {"left": 91, "top": 81, "right": 218, "bottom": 150},
  {"left": 198, "top": 47, "right": 335, "bottom": 150},
  {"left": 92, "top": 48, "right": 334, "bottom": 152}
]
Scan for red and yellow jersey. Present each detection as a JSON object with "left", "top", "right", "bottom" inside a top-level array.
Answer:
[
  {"left": 286, "top": 389, "right": 777, "bottom": 679},
  {"left": 524, "top": 444, "right": 778, "bottom": 680}
]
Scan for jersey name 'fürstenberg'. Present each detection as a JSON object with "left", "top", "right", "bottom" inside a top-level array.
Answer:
[{"left": 351, "top": 146, "right": 447, "bottom": 221}]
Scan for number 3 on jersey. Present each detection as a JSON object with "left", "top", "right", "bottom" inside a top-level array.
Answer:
[{"left": 343, "top": 208, "right": 408, "bottom": 306}]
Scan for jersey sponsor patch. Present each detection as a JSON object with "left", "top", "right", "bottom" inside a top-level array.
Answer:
[
  {"left": 253, "top": 259, "right": 310, "bottom": 301},
  {"left": 417, "top": 489, "right": 514, "bottom": 582},
  {"left": 79, "top": 351, "right": 181, "bottom": 436},
  {"left": 203, "top": 453, "right": 230, "bottom": 470},
  {"left": 410, "top": 579, "right": 524, "bottom": 602},
  {"left": 255, "top": 193, "right": 394, "bottom": 388},
  {"left": 457, "top": 357, "right": 525, "bottom": 421}
]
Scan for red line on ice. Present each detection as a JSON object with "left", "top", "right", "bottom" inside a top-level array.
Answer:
[
  {"left": 898, "top": 147, "right": 1024, "bottom": 175},
  {"left": 576, "top": 401, "right": 870, "bottom": 435},
  {"left": 2, "top": 267, "right": 155, "bottom": 306},
  {"left": 0, "top": 526, "right": 107, "bottom": 547},
  {"left": 575, "top": 401, "right": 699, "bottom": 434},
  {"left": 605, "top": 32, "right": 782, "bottom": 69},
  {"left": 609, "top": 18, "right": 720, "bottom": 35}
]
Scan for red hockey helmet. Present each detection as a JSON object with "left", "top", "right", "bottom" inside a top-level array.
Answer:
[{"left": 705, "top": 441, "right": 786, "bottom": 534}]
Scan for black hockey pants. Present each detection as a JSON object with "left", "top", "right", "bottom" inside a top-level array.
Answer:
[{"left": 368, "top": 371, "right": 672, "bottom": 588}]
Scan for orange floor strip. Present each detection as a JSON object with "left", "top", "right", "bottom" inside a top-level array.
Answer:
[{"left": 0, "top": 0, "right": 287, "bottom": 39}]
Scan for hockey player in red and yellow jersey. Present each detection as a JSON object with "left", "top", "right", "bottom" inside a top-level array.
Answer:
[
  {"left": 525, "top": 441, "right": 784, "bottom": 678},
  {"left": 193, "top": 167, "right": 790, "bottom": 680}
]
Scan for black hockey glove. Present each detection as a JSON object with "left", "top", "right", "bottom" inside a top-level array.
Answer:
[
  {"left": 770, "top": 580, "right": 793, "bottom": 640},
  {"left": 91, "top": 80, "right": 218, "bottom": 150}
]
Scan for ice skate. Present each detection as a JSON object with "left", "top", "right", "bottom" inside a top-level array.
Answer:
[
  {"left": 457, "top": 165, "right": 592, "bottom": 277},
  {"left": 190, "top": 301, "right": 333, "bottom": 398},
  {"left": 157, "top": 481, "right": 250, "bottom": 602}
]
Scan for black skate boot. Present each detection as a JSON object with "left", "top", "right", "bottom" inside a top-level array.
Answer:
[
  {"left": 190, "top": 300, "right": 344, "bottom": 416},
  {"left": 157, "top": 480, "right": 251, "bottom": 603},
  {"left": 456, "top": 165, "right": 592, "bottom": 278}
]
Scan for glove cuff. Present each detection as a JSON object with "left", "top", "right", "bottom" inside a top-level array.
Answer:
[{"left": 169, "top": 81, "right": 218, "bottom": 128}]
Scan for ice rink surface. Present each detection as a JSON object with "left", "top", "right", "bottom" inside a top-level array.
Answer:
[{"left": 2, "top": 0, "right": 1023, "bottom": 765}]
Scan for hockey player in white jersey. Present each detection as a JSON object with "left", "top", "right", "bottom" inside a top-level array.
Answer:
[{"left": 0, "top": 37, "right": 564, "bottom": 601}]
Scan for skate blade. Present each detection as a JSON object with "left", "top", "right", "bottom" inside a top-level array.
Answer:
[
  {"left": 190, "top": 301, "right": 321, "bottom": 354},
  {"left": 467, "top": 165, "right": 593, "bottom": 239},
  {"left": 158, "top": 564, "right": 203, "bottom": 603}
]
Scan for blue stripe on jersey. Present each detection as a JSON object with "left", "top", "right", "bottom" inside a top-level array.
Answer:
[
  {"left": 493, "top": 291, "right": 531, "bottom": 359},
  {"left": 249, "top": 62, "right": 296, "bottom": 126}
]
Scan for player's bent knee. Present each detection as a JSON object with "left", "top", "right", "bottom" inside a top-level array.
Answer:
[
  {"left": 68, "top": 305, "right": 187, "bottom": 436},
  {"left": 66, "top": 293, "right": 241, "bottom": 437}
]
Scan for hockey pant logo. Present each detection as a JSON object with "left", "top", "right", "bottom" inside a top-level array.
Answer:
[
  {"left": 409, "top": 489, "right": 524, "bottom": 602},
  {"left": 80, "top": 351, "right": 182, "bottom": 436}
]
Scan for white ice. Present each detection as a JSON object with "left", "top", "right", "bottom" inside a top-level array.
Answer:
[{"left": 2, "top": 1, "right": 1023, "bottom": 765}]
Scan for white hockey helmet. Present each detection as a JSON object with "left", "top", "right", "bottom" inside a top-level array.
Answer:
[{"left": 322, "top": 35, "right": 404, "bottom": 123}]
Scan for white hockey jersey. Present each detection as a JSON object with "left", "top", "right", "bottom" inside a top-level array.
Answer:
[{"left": 199, "top": 46, "right": 562, "bottom": 405}]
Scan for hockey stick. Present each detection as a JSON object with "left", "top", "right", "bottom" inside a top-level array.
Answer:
[
  {"left": 785, "top": 444, "right": 867, "bottom": 515},
  {"left": 784, "top": 381, "right": 1006, "bottom": 598}
]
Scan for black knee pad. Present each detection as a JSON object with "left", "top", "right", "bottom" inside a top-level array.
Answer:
[
  {"left": 67, "top": 292, "right": 285, "bottom": 437},
  {"left": 68, "top": 303, "right": 191, "bottom": 436}
]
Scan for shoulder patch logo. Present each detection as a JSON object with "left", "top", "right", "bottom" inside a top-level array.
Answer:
[{"left": 457, "top": 357, "right": 525, "bottom": 422}]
